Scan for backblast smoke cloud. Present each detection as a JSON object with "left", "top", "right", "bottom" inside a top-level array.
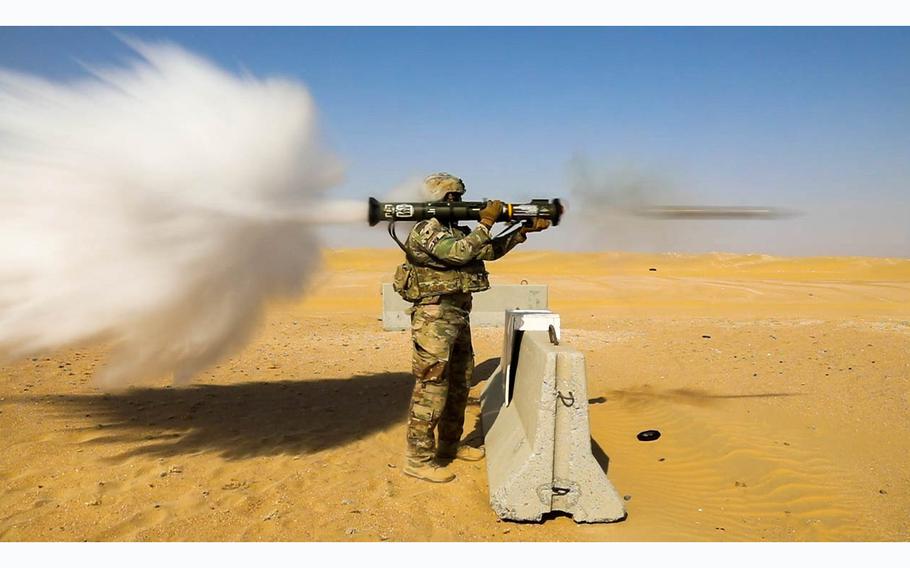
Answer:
[{"left": 0, "top": 41, "right": 359, "bottom": 388}]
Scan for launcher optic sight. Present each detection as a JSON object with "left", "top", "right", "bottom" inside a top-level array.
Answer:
[{"left": 368, "top": 197, "right": 564, "bottom": 227}]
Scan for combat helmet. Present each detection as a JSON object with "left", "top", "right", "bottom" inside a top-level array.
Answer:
[{"left": 423, "top": 172, "right": 465, "bottom": 201}]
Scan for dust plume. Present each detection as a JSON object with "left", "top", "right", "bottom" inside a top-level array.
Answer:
[
  {"left": 0, "top": 41, "right": 356, "bottom": 388},
  {"left": 564, "top": 156, "right": 680, "bottom": 252},
  {"left": 384, "top": 176, "right": 431, "bottom": 202}
]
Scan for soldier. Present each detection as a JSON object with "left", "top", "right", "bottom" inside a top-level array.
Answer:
[{"left": 400, "top": 172, "right": 550, "bottom": 483}]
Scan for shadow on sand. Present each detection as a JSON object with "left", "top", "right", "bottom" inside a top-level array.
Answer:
[
  {"left": 41, "top": 372, "right": 414, "bottom": 461},
  {"left": 471, "top": 357, "right": 500, "bottom": 388}
]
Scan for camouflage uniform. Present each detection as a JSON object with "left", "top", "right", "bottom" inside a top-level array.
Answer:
[{"left": 404, "top": 217, "right": 528, "bottom": 466}]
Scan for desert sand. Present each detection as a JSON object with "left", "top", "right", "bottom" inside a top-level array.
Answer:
[{"left": 1, "top": 249, "right": 908, "bottom": 541}]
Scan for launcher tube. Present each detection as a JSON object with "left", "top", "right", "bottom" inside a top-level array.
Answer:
[{"left": 368, "top": 197, "right": 563, "bottom": 226}]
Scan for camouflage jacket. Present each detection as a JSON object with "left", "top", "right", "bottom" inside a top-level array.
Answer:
[{"left": 399, "top": 218, "right": 527, "bottom": 303}]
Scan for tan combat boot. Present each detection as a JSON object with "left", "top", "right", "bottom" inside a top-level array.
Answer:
[
  {"left": 403, "top": 461, "right": 455, "bottom": 483},
  {"left": 437, "top": 445, "right": 485, "bottom": 462}
]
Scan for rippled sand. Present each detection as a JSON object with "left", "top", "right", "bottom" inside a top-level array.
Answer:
[{"left": 1, "top": 249, "right": 908, "bottom": 541}]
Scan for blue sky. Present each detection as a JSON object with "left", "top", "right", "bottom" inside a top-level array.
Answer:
[{"left": 1, "top": 27, "right": 908, "bottom": 256}]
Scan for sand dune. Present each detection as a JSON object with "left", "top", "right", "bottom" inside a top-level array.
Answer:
[{"left": 1, "top": 250, "right": 908, "bottom": 541}]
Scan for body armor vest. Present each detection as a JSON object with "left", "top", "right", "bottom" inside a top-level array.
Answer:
[{"left": 392, "top": 223, "right": 491, "bottom": 302}]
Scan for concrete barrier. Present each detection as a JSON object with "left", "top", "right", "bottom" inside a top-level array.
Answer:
[
  {"left": 480, "top": 311, "right": 626, "bottom": 523},
  {"left": 380, "top": 283, "right": 547, "bottom": 331},
  {"left": 498, "top": 309, "right": 560, "bottom": 414}
]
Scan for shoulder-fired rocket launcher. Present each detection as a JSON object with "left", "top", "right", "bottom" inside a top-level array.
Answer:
[{"left": 367, "top": 197, "right": 564, "bottom": 227}]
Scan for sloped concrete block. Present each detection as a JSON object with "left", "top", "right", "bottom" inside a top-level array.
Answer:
[
  {"left": 380, "top": 284, "right": 547, "bottom": 331},
  {"left": 480, "top": 309, "right": 560, "bottom": 457},
  {"left": 481, "top": 328, "right": 625, "bottom": 523},
  {"left": 549, "top": 341, "right": 626, "bottom": 522}
]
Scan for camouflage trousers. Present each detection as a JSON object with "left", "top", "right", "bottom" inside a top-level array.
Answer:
[{"left": 406, "top": 293, "right": 474, "bottom": 466}]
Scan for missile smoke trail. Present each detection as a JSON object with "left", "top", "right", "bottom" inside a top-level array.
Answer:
[
  {"left": 0, "top": 41, "right": 360, "bottom": 388},
  {"left": 565, "top": 156, "right": 801, "bottom": 252},
  {"left": 630, "top": 205, "right": 798, "bottom": 220}
]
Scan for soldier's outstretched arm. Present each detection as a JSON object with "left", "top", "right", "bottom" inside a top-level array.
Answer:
[
  {"left": 476, "top": 217, "right": 550, "bottom": 260},
  {"left": 426, "top": 224, "right": 493, "bottom": 265},
  {"left": 412, "top": 201, "right": 517, "bottom": 265},
  {"left": 475, "top": 229, "right": 527, "bottom": 261}
]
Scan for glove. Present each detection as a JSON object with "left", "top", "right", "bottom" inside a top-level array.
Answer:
[
  {"left": 520, "top": 218, "right": 551, "bottom": 234},
  {"left": 479, "top": 200, "right": 503, "bottom": 228}
]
